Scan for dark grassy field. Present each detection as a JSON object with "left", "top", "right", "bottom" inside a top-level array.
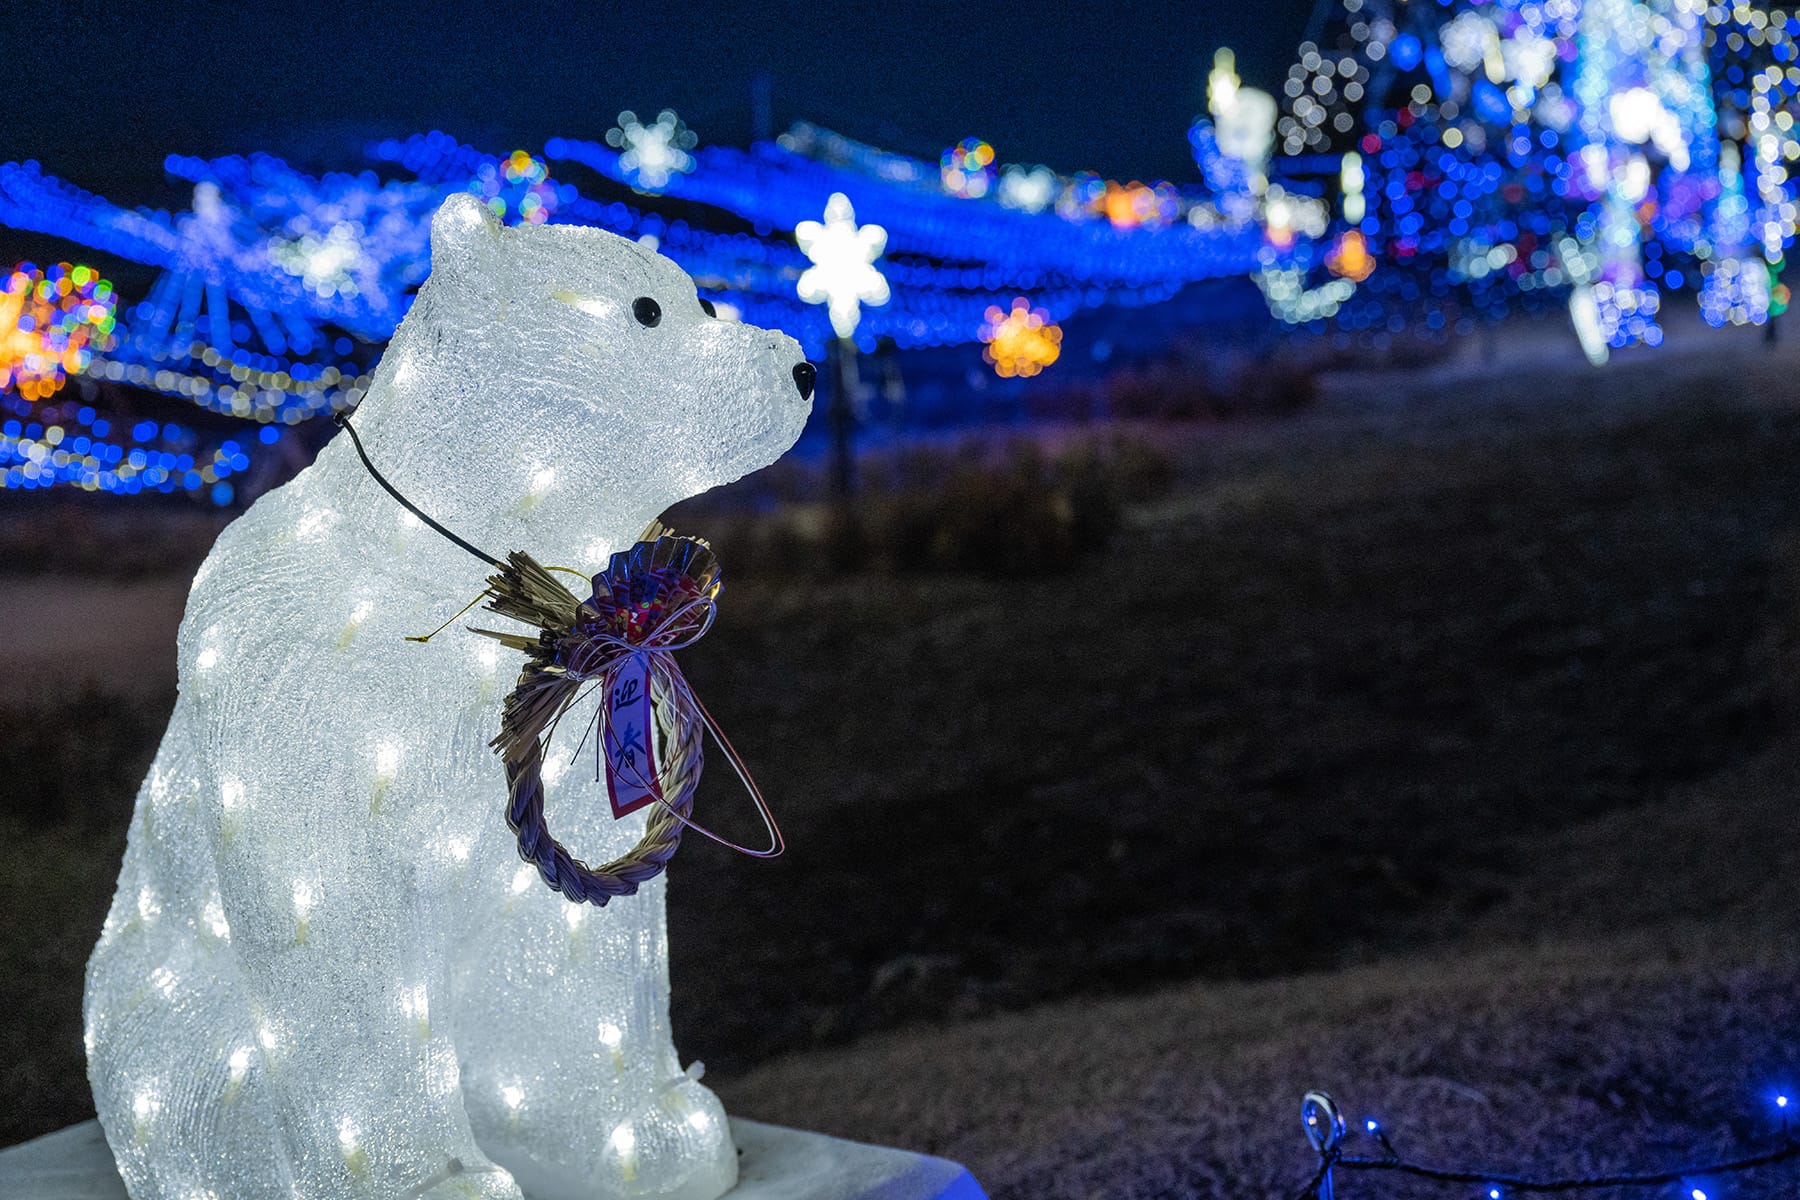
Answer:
[
  {"left": 668, "top": 357, "right": 1800, "bottom": 1076},
  {"left": 3, "top": 331, "right": 1799, "bottom": 1192}
]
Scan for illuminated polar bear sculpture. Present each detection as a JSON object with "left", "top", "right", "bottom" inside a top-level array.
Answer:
[{"left": 84, "top": 193, "right": 815, "bottom": 1200}]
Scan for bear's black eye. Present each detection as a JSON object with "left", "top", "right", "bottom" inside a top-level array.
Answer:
[
  {"left": 699, "top": 297, "right": 717, "bottom": 318},
  {"left": 633, "top": 297, "right": 662, "bottom": 328}
]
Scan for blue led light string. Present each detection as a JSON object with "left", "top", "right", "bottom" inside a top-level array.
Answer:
[
  {"left": 8, "top": 3, "right": 1800, "bottom": 476},
  {"left": 1294, "top": 1091, "right": 1800, "bottom": 1200},
  {"left": 0, "top": 390, "right": 270, "bottom": 502},
  {"left": 0, "top": 124, "right": 1271, "bottom": 501},
  {"left": 1257, "top": 0, "right": 1800, "bottom": 336}
]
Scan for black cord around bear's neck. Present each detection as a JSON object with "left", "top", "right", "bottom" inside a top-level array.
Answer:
[{"left": 332, "top": 410, "right": 503, "bottom": 569}]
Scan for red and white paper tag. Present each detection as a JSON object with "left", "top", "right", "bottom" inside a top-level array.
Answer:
[{"left": 603, "top": 651, "right": 661, "bottom": 819}]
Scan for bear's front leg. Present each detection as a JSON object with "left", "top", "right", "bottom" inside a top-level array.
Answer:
[
  {"left": 187, "top": 514, "right": 734, "bottom": 1196},
  {"left": 183, "top": 559, "right": 536, "bottom": 1197},
  {"left": 218, "top": 850, "right": 526, "bottom": 1200}
]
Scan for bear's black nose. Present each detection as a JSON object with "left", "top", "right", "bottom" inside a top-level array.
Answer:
[{"left": 792, "top": 361, "right": 816, "bottom": 401}]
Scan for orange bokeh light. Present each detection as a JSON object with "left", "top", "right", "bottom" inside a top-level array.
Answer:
[
  {"left": 1, "top": 262, "right": 117, "bottom": 402},
  {"left": 1326, "top": 230, "right": 1376, "bottom": 283},
  {"left": 979, "top": 297, "right": 1063, "bottom": 378}
]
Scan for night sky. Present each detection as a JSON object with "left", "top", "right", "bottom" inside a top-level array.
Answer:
[{"left": 4, "top": 1, "right": 1317, "bottom": 199}]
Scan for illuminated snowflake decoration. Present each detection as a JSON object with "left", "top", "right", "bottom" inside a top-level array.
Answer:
[
  {"left": 0, "top": 262, "right": 117, "bottom": 402},
  {"left": 269, "top": 222, "right": 364, "bottom": 299},
  {"left": 795, "top": 192, "right": 889, "bottom": 339},
  {"left": 606, "top": 109, "right": 698, "bottom": 191},
  {"left": 979, "top": 297, "right": 1062, "bottom": 378},
  {"left": 997, "top": 164, "right": 1058, "bottom": 213},
  {"left": 941, "top": 138, "right": 997, "bottom": 198}
]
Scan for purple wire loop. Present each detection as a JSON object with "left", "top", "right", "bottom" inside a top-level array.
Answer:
[{"left": 496, "top": 538, "right": 783, "bottom": 907}]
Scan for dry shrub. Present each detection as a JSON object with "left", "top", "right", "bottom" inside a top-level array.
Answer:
[
  {"left": 865, "top": 441, "right": 1092, "bottom": 576},
  {"left": 1101, "top": 356, "right": 1319, "bottom": 421},
  {"left": 693, "top": 432, "right": 1177, "bottom": 579}
]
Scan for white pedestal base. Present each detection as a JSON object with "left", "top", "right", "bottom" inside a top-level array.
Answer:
[{"left": 0, "top": 1119, "right": 986, "bottom": 1200}]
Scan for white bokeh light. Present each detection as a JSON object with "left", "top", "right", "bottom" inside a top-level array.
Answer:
[
  {"left": 1440, "top": 10, "right": 1498, "bottom": 74},
  {"left": 605, "top": 109, "right": 698, "bottom": 191},
  {"left": 269, "top": 221, "right": 365, "bottom": 299},
  {"left": 998, "top": 164, "right": 1057, "bottom": 213},
  {"left": 1209, "top": 49, "right": 1278, "bottom": 171}
]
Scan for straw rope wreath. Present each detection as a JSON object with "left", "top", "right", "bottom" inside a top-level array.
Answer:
[{"left": 471, "top": 528, "right": 782, "bottom": 906}]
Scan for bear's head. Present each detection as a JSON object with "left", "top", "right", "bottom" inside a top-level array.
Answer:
[{"left": 344, "top": 193, "right": 814, "bottom": 568}]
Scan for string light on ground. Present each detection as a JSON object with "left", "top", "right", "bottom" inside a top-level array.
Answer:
[
  {"left": 0, "top": 392, "right": 256, "bottom": 502},
  {"left": 1292, "top": 1090, "right": 1800, "bottom": 1200}
]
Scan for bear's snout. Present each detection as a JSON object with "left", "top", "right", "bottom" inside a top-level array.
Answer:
[{"left": 792, "top": 362, "right": 816, "bottom": 401}]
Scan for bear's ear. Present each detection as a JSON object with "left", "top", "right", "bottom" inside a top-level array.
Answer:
[{"left": 430, "top": 192, "right": 501, "bottom": 275}]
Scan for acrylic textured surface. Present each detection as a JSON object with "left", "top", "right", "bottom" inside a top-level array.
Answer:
[{"left": 81, "top": 193, "right": 814, "bottom": 1200}]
